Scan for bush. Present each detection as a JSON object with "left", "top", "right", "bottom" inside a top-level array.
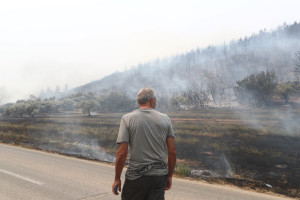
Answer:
[
  {"left": 276, "top": 83, "right": 294, "bottom": 103},
  {"left": 175, "top": 163, "right": 191, "bottom": 177},
  {"left": 235, "top": 71, "right": 277, "bottom": 106}
]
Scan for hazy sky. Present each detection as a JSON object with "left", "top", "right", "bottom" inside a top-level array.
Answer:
[{"left": 0, "top": 0, "right": 299, "bottom": 103}]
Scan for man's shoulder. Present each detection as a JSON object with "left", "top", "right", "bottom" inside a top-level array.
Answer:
[
  {"left": 152, "top": 109, "right": 169, "bottom": 116},
  {"left": 122, "top": 109, "right": 140, "bottom": 119}
]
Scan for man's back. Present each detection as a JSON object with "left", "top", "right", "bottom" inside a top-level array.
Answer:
[{"left": 117, "top": 108, "right": 174, "bottom": 180}]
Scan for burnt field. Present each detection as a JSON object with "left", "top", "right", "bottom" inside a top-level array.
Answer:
[{"left": 0, "top": 107, "right": 299, "bottom": 198}]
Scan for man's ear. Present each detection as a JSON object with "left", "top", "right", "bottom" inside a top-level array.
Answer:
[{"left": 150, "top": 97, "right": 156, "bottom": 108}]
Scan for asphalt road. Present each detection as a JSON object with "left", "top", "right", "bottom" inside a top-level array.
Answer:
[{"left": 0, "top": 143, "right": 294, "bottom": 200}]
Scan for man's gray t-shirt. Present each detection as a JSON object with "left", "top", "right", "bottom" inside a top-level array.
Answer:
[{"left": 116, "top": 108, "right": 174, "bottom": 180}]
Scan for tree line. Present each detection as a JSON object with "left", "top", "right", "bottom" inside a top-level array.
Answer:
[
  {"left": 1, "top": 91, "right": 136, "bottom": 117},
  {"left": 1, "top": 70, "right": 299, "bottom": 118}
]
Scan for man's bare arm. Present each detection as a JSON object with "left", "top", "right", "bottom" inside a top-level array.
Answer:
[
  {"left": 112, "top": 143, "right": 128, "bottom": 195},
  {"left": 165, "top": 137, "right": 176, "bottom": 190}
]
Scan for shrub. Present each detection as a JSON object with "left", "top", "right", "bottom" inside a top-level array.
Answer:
[{"left": 175, "top": 163, "right": 191, "bottom": 177}]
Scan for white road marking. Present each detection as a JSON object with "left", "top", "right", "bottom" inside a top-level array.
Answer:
[{"left": 0, "top": 168, "right": 44, "bottom": 185}]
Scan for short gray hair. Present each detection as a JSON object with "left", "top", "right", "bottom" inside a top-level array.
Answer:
[{"left": 136, "top": 88, "right": 156, "bottom": 104}]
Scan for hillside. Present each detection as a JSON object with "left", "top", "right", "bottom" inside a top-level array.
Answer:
[{"left": 73, "top": 22, "right": 300, "bottom": 107}]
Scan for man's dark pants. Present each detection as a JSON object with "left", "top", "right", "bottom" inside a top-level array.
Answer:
[{"left": 121, "top": 175, "right": 168, "bottom": 200}]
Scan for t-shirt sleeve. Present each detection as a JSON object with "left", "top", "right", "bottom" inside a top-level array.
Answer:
[
  {"left": 167, "top": 116, "right": 175, "bottom": 138},
  {"left": 116, "top": 116, "right": 129, "bottom": 144}
]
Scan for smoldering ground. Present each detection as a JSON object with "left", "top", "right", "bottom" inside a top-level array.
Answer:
[
  {"left": 37, "top": 131, "right": 115, "bottom": 163},
  {"left": 13, "top": 113, "right": 118, "bottom": 163},
  {"left": 168, "top": 107, "right": 300, "bottom": 197},
  {"left": 234, "top": 105, "right": 300, "bottom": 137}
]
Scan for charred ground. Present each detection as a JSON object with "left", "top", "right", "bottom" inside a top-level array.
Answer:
[{"left": 0, "top": 107, "right": 299, "bottom": 198}]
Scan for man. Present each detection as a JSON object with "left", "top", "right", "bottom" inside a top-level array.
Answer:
[{"left": 112, "top": 88, "right": 177, "bottom": 200}]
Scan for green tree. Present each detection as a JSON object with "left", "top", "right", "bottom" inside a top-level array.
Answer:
[
  {"left": 60, "top": 99, "right": 75, "bottom": 111},
  {"left": 25, "top": 102, "right": 39, "bottom": 117},
  {"left": 3, "top": 104, "right": 14, "bottom": 117},
  {"left": 38, "top": 101, "right": 59, "bottom": 114},
  {"left": 78, "top": 100, "right": 100, "bottom": 116},
  {"left": 169, "top": 95, "right": 187, "bottom": 111},
  {"left": 276, "top": 83, "right": 293, "bottom": 104},
  {"left": 183, "top": 89, "right": 209, "bottom": 109},
  {"left": 235, "top": 71, "right": 277, "bottom": 106},
  {"left": 14, "top": 103, "right": 26, "bottom": 117},
  {"left": 99, "top": 91, "right": 135, "bottom": 113}
]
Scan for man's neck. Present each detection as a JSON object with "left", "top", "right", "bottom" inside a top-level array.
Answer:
[
  {"left": 139, "top": 105, "right": 152, "bottom": 109},
  {"left": 139, "top": 103, "right": 153, "bottom": 109}
]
